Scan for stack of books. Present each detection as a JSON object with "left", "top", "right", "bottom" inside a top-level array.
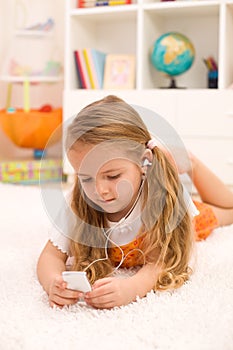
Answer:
[
  {"left": 77, "top": 0, "right": 131, "bottom": 8},
  {"left": 74, "top": 48, "right": 107, "bottom": 89}
]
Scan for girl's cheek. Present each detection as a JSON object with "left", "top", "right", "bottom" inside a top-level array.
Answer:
[
  {"left": 80, "top": 185, "right": 94, "bottom": 201},
  {"left": 116, "top": 179, "right": 134, "bottom": 199}
]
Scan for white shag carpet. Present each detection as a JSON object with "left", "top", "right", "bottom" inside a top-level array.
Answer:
[{"left": 0, "top": 183, "right": 233, "bottom": 350}]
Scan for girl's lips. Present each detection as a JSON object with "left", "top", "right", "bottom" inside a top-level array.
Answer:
[{"left": 99, "top": 198, "right": 115, "bottom": 203}]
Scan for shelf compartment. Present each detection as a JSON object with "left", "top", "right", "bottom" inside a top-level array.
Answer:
[
  {"left": 142, "top": 5, "right": 219, "bottom": 89},
  {"left": 70, "top": 11, "right": 137, "bottom": 52},
  {"left": 67, "top": 10, "right": 137, "bottom": 89},
  {"left": 1, "top": 33, "right": 63, "bottom": 85}
]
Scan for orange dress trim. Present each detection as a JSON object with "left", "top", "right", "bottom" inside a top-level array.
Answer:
[
  {"left": 192, "top": 200, "right": 218, "bottom": 241},
  {"left": 109, "top": 201, "right": 219, "bottom": 268},
  {"left": 108, "top": 234, "right": 145, "bottom": 268}
]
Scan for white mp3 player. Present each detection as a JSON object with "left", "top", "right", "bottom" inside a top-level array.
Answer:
[{"left": 62, "top": 271, "right": 92, "bottom": 293}]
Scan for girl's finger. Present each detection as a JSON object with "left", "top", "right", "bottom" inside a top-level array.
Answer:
[
  {"left": 54, "top": 276, "right": 66, "bottom": 289},
  {"left": 56, "top": 287, "right": 80, "bottom": 299},
  {"left": 51, "top": 293, "right": 79, "bottom": 306},
  {"left": 85, "top": 290, "right": 113, "bottom": 305},
  {"left": 92, "top": 277, "right": 113, "bottom": 289},
  {"left": 85, "top": 284, "right": 111, "bottom": 300}
]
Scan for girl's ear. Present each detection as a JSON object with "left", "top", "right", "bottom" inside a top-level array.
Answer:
[
  {"left": 141, "top": 149, "right": 153, "bottom": 166},
  {"left": 141, "top": 149, "right": 153, "bottom": 174}
]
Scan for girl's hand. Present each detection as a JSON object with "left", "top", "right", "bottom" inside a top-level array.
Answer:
[
  {"left": 84, "top": 277, "right": 136, "bottom": 309},
  {"left": 48, "top": 275, "right": 81, "bottom": 308}
]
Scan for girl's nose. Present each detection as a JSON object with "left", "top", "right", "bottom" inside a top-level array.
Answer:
[{"left": 95, "top": 179, "right": 110, "bottom": 197}]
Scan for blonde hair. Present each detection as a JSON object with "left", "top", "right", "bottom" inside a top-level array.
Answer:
[{"left": 66, "top": 95, "right": 194, "bottom": 290}]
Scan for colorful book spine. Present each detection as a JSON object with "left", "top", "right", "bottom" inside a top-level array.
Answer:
[
  {"left": 78, "top": 0, "right": 131, "bottom": 8},
  {"left": 74, "top": 51, "right": 84, "bottom": 88},
  {"left": 91, "top": 49, "right": 106, "bottom": 88},
  {"left": 74, "top": 50, "right": 91, "bottom": 89},
  {"left": 83, "top": 48, "right": 100, "bottom": 89}
]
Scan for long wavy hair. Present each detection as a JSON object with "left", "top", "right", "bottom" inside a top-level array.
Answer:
[{"left": 66, "top": 95, "right": 194, "bottom": 291}]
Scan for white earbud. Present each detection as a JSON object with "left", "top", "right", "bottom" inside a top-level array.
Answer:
[{"left": 142, "top": 158, "right": 152, "bottom": 167}]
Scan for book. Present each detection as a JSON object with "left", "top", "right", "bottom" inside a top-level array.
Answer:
[
  {"left": 77, "top": 0, "right": 131, "bottom": 8},
  {"left": 83, "top": 48, "right": 99, "bottom": 89},
  {"left": 74, "top": 51, "right": 84, "bottom": 88},
  {"left": 103, "top": 54, "right": 136, "bottom": 89},
  {"left": 74, "top": 50, "right": 91, "bottom": 89},
  {"left": 91, "top": 49, "right": 106, "bottom": 88}
]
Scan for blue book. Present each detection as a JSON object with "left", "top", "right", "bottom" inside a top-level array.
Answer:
[{"left": 91, "top": 49, "right": 106, "bottom": 88}]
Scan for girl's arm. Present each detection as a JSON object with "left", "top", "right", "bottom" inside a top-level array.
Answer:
[
  {"left": 37, "top": 241, "right": 81, "bottom": 307},
  {"left": 37, "top": 240, "right": 67, "bottom": 293},
  {"left": 129, "top": 262, "right": 159, "bottom": 298},
  {"left": 84, "top": 263, "right": 159, "bottom": 309}
]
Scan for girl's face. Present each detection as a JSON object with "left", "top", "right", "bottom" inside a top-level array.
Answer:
[{"left": 68, "top": 141, "right": 143, "bottom": 221}]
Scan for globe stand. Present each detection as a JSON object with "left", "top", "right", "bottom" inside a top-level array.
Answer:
[
  {"left": 161, "top": 77, "right": 186, "bottom": 89},
  {"left": 169, "top": 78, "right": 177, "bottom": 88}
]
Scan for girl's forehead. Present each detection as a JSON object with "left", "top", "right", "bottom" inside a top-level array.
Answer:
[
  {"left": 69, "top": 141, "right": 138, "bottom": 174},
  {"left": 75, "top": 141, "right": 128, "bottom": 159}
]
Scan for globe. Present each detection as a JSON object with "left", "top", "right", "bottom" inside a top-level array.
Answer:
[{"left": 150, "top": 32, "right": 195, "bottom": 88}]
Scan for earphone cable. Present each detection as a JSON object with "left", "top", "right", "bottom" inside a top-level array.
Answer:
[{"left": 83, "top": 176, "right": 147, "bottom": 273}]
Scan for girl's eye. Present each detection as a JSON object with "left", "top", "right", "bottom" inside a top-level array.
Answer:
[
  {"left": 79, "top": 177, "right": 92, "bottom": 183},
  {"left": 107, "top": 174, "right": 121, "bottom": 180}
]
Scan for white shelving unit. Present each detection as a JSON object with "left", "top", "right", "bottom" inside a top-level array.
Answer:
[
  {"left": 64, "top": 0, "right": 233, "bottom": 90},
  {"left": 63, "top": 0, "right": 233, "bottom": 185},
  {"left": 0, "top": 0, "right": 64, "bottom": 161}
]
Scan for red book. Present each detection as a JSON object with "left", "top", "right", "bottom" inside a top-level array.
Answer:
[
  {"left": 74, "top": 51, "right": 85, "bottom": 88},
  {"left": 74, "top": 50, "right": 91, "bottom": 89}
]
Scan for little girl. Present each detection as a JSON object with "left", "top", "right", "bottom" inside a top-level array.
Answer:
[{"left": 37, "top": 95, "right": 233, "bottom": 309}]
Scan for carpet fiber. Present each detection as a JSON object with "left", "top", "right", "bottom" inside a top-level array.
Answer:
[{"left": 0, "top": 183, "right": 233, "bottom": 350}]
